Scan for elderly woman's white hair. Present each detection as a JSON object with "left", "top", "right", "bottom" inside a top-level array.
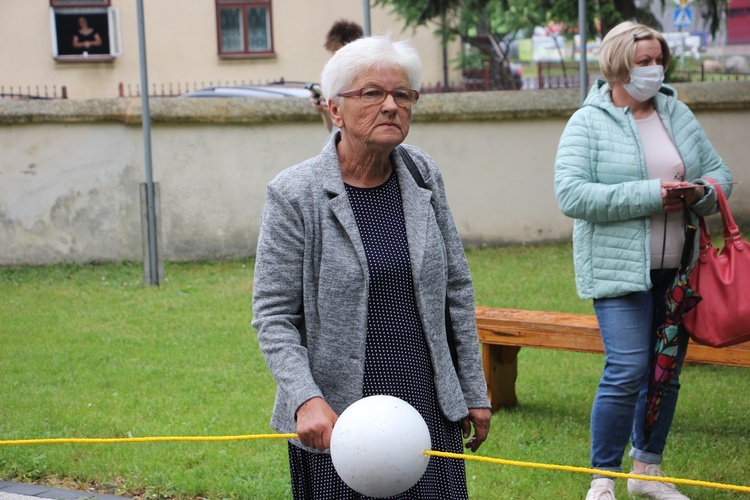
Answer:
[{"left": 320, "top": 35, "right": 422, "bottom": 106}]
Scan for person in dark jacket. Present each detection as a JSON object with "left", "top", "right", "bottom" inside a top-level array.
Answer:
[
  {"left": 311, "top": 19, "right": 364, "bottom": 132},
  {"left": 252, "top": 35, "right": 491, "bottom": 499},
  {"left": 554, "top": 21, "right": 732, "bottom": 500}
]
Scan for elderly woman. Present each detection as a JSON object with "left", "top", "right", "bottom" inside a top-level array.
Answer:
[
  {"left": 252, "top": 35, "right": 491, "bottom": 498},
  {"left": 554, "top": 21, "right": 732, "bottom": 500}
]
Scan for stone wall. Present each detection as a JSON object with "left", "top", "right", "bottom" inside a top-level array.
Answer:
[{"left": 1, "top": 81, "right": 749, "bottom": 266}]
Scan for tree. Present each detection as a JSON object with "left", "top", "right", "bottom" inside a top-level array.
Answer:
[
  {"left": 375, "top": 0, "right": 728, "bottom": 89},
  {"left": 376, "top": 0, "right": 727, "bottom": 38},
  {"left": 373, "top": 0, "right": 548, "bottom": 89}
]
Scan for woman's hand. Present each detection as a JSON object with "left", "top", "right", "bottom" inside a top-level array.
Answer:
[
  {"left": 461, "top": 407, "right": 491, "bottom": 452},
  {"left": 295, "top": 397, "right": 338, "bottom": 451},
  {"left": 309, "top": 97, "right": 328, "bottom": 114},
  {"left": 661, "top": 181, "right": 705, "bottom": 213},
  {"left": 309, "top": 98, "right": 333, "bottom": 132}
]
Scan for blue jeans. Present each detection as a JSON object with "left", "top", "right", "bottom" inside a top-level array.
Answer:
[{"left": 590, "top": 269, "right": 689, "bottom": 473}]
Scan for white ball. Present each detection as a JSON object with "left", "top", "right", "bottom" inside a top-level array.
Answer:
[{"left": 330, "top": 395, "right": 431, "bottom": 498}]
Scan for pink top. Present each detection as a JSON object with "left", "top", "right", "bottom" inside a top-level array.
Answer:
[{"left": 636, "top": 110, "right": 685, "bottom": 269}]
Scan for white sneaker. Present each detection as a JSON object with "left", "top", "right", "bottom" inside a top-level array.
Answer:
[
  {"left": 586, "top": 478, "right": 616, "bottom": 499},
  {"left": 627, "top": 464, "right": 689, "bottom": 499}
]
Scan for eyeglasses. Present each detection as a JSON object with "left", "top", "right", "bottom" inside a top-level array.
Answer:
[{"left": 337, "top": 87, "right": 420, "bottom": 106}]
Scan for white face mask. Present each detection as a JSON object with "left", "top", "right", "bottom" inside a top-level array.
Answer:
[{"left": 623, "top": 65, "right": 664, "bottom": 102}]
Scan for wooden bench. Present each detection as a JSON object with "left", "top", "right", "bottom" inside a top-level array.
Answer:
[{"left": 476, "top": 306, "right": 750, "bottom": 412}]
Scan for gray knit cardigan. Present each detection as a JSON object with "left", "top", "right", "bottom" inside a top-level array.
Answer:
[{"left": 252, "top": 135, "right": 490, "bottom": 451}]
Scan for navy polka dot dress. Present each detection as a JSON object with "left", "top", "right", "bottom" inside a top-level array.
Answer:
[{"left": 288, "top": 171, "right": 468, "bottom": 499}]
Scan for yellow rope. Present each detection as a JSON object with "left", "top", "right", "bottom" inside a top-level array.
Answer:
[
  {"left": 0, "top": 434, "right": 297, "bottom": 446},
  {"left": 426, "top": 450, "right": 750, "bottom": 494},
  {"left": 2, "top": 434, "right": 748, "bottom": 494}
]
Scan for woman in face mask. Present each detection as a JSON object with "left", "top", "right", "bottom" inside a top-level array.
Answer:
[{"left": 554, "top": 21, "right": 733, "bottom": 500}]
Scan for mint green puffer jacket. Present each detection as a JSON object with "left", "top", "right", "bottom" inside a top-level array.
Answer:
[{"left": 555, "top": 80, "right": 733, "bottom": 300}]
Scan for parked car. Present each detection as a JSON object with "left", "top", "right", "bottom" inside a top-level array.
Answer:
[{"left": 179, "top": 81, "right": 318, "bottom": 99}]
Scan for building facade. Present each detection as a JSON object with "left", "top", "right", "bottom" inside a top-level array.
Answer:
[{"left": 2, "top": 0, "right": 462, "bottom": 99}]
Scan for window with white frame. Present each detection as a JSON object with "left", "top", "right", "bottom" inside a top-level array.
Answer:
[
  {"left": 49, "top": 0, "right": 122, "bottom": 61},
  {"left": 216, "top": 0, "right": 274, "bottom": 58}
]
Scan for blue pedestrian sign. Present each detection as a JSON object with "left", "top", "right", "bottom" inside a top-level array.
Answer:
[{"left": 674, "top": 8, "right": 693, "bottom": 28}]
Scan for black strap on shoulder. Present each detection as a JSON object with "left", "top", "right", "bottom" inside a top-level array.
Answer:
[
  {"left": 395, "top": 145, "right": 458, "bottom": 370},
  {"left": 397, "top": 145, "right": 427, "bottom": 189}
]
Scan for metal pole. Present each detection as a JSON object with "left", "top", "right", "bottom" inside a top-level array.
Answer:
[
  {"left": 679, "top": 26, "right": 685, "bottom": 71},
  {"left": 136, "top": 0, "right": 159, "bottom": 286},
  {"left": 442, "top": 14, "right": 449, "bottom": 91},
  {"left": 578, "top": 0, "right": 588, "bottom": 106},
  {"left": 362, "top": 0, "right": 371, "bottom": 36}
]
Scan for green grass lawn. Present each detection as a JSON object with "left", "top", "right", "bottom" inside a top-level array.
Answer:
[{"left": 1, "top": 245, "right": 748, "bottom": 499}]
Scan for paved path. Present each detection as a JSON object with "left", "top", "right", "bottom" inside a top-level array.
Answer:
[{"left": 0, "top": 481, "right": 128, "bottom": 500}]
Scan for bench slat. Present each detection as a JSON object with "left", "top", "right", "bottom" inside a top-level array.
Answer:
[
  {"left": 475, "top": 306, "right": 750, "bottom": 412},
  {"left": 476, "top": 306, "right": 750, "bottom": 367}
]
